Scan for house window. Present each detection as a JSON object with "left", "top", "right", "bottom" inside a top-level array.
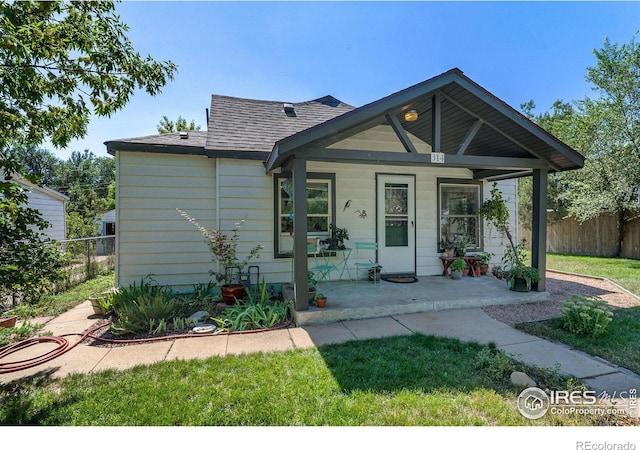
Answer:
[
  {"left": 438, "top": 180, "right": 482, "bottom": 251},
  {"left": 274, "top": 172, "right": 336, "bottom": 257}
]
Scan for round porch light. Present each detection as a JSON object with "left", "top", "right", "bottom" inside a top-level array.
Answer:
[{"left": 404, "top": 110, "right": 418, "bottom": 122}]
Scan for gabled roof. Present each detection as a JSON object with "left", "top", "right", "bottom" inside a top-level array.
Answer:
[
  {"left": 105, "top": 68, "right": 584, "bottom": 180},
  {"left": 204, "top": 95, "right": 355, "bottom": 157},
  {"left": 266, "top": 68, "right": 585, "bottom": 178},
  {"left": 15, "top": 177, "right": 69, "bottom": 202}
]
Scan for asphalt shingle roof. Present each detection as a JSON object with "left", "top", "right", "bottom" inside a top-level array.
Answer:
[
  {"left": 106, "top": 131, "right": 208, "bottom": 149},
  {"left": 205, "top": 95, "right": 355, "bottom": 153}
]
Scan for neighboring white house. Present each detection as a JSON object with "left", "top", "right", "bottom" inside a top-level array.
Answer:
[
  {"left": 105, "top": 68, "right": 584, "bottom": 310},
  {"left": 15, "top": 176, "right": 69, "bottom": 242}
]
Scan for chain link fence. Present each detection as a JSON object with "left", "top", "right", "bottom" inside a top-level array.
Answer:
[{"left": 59, "top": 235, "right": 116, "bottom": 286}]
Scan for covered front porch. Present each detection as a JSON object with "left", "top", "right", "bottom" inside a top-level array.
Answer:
[
  {"left": 285, "top": 275, "right": 549, "bottom": 325},
  {"left": 266, "top": 68, "right": 584, "bottom": 312}
]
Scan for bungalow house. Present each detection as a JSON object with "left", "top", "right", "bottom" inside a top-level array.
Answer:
[{"left": 105, "top": 68, "right": 584, "bottom": 313}]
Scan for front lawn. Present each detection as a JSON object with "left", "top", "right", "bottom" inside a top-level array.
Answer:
[{"left": 1, "top": 334, "right": 632, "bottom": 426}]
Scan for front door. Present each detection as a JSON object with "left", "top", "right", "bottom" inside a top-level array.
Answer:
[{"left": 376, "top": 174, "right": 416, "bottom": 275}]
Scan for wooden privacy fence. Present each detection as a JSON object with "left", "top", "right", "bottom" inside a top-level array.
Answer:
[{"left": 519, "top": 215, "right": 640, "bottom": 259}]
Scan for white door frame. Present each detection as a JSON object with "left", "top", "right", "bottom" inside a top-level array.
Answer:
[{"left": 376, "top": 173, "right": 416, "bottom": 276}]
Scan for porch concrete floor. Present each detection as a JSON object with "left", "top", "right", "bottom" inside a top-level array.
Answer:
[{"left": 294, "top": 275, "right": 549, "bottom": 326}]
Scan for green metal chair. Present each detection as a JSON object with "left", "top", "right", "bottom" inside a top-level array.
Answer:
[
  {"left": 354, "top": 241, "right": 379, "bottom": 285},
  {"left": 308, "top": 243, "right": 335, "bottom": 287}
]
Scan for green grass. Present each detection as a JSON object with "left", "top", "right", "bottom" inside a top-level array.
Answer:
[
  {"left": 0, "top": 334, "right": 628, "bottom": 426},
  {"left": 546, "top": 253, "right": 640, "bottom": 296},
  {"left": 517, "top": 306, "right": 640, "bottom": 375},
  {"left": 515, "top": 253, "right": 640, "bottom": 376},
  {"left": 6, "top": 272, "right": 115, "bottom": 319}
]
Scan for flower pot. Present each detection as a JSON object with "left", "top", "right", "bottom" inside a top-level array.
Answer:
[
  {"left": 450, "top": 270, "right": 462, "bottom": 280},
  {"left": 89, "top": 293, "right": 109, "bottom": 316},
  {"left": 510, "top": 277, "right": 530, "bottom": 292},
  {"left": 0, "top": 316, "right": 17, "bottom": 328},
  {"left": 474, "top": 266, "right": 481, "bottom": 277},
  {"left": 315, "top": 297, "right": 327, "bottom": 308},
  {"left": 221, "top": 284, "right": 246, "bottom": 305},
  {"left": 463, "top": 268, "right": 470, "bottom": 277},
  {"left": 368, "top": 268, "right": 381, "bottom": 281},
  {"left": 479, "top": 264, "right": 489, "bottom": 276}
]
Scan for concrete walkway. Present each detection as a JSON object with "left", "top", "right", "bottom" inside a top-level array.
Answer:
[{"left": 1, "top": 300, "right": 638, "bottom": 417}]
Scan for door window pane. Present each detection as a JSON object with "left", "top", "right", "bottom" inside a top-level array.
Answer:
[
  {"left": 385, "top": 219, "right": 408, "bottom": 247},
  {"left": 385, "top": 184, "right": 408, "bottom": 215}
]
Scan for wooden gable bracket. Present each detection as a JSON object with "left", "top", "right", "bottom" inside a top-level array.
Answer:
[
  {"left": 455, "top": 119, "right": 483, "bottom": 156},
  {"left": 385, "top": 112, "right": 418, "bottom": 154}
]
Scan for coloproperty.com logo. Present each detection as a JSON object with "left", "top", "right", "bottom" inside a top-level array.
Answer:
[{"left": 517, "top": 387, "right": 637, "bottom": 419}]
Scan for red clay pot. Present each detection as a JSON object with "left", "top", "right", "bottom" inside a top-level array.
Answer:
[{"left": 221, "top": 284, "right": 246, "bottom": 305}]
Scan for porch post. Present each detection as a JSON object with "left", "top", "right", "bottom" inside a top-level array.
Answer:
[
  {"left": 292, "top": 158, "right": 309, "bottom": 310},
  {"left": 531, "top": 169, "right": 548, "bottom": 291},
  {"left": 432, "top": 92, "right": 441, "bottom": 153}
]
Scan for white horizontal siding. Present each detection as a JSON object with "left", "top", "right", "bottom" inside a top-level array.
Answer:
[
  {"left": 25, "top": 188, "right": 66, "bottom": 241},
  {"left": 115, "top": 152, "right": 519, "bottom": 289},
  {"left": 116, "top": 151, "right": 216, "bottom": 288}
]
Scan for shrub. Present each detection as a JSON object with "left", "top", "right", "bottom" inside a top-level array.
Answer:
[
  {"left": 560, "top": 294, "right": 614, "bottom": 337},
  {"left": 110, "top": 280, "right": 177, "bottom": 336},
  {"left": 474, "top": 343, "right": 516, "bottom": 380}
]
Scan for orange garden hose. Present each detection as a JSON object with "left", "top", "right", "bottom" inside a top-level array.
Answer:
[{"left": 0, "top": 317, "right": 293, "bottom": 375}]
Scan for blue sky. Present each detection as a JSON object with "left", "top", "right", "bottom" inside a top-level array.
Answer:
[{"left": 61, "top": 1, "right": 640, "bottom": 159}]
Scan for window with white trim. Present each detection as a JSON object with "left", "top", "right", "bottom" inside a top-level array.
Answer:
[{"left": 438, "top": 180, "right": 482, "bottom": 251}]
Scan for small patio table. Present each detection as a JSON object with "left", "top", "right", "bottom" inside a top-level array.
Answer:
[
  {"left": 439, "top": 256, "right": 480, "bottom": 277},
  {"left": 320, "top": 248, "right": 352, "bottom": 281}
]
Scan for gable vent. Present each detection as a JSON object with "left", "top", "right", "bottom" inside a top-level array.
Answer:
[{"left": 283, "top": 103, "right": 296, "bottom": 117}]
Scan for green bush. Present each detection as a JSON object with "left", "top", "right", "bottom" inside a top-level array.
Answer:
[
  {"left": 560, "top": 294, "right": 614, "bottom": 337},
  {"left": 110, "top": 286, "right": 177, "bottom": 336},
  {"left": 474, "top": 343, "right": 516, "bottom": 380}
]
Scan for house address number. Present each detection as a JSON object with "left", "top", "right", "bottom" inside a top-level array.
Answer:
[{"left": 431, "top": 152, "right": 445, "bottom": 164}]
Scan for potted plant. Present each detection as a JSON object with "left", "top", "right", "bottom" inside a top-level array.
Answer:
[
  {"left": 475, "top": 252, "right": 494, "bottom": 275},
  {"left": 314, "top": 291, "right": 327, "bottom": 308},
  {"left": 308, "top": 271, "right": 318, "bottom": 302},
  {"left": 453, "top": 235, "right": 470, "bottom": 257},
  {"left": 89, "top": 291, "right": 114, "bottom": 316},
  {"left": 368, "top": 263, "right": 383, "bottom": 281},
  {"left": 478, "top": 182, "right": 540, "bottom": 292},
  {"left": 507, "top": 265, "right": 541, "bottom": 292},
  {"left": 328, "top": 224, "right": 349, "bottom": 250},
  {"left": 0, "top": 315, "right": 17, "bottom": 328},
  {"left": 439, "top": 235, "right": 456, "bottom": 257},
  {"left": 449, "top": 258, "right": 465, "bottom": 280},
  {"left": 178, "top": 210, "right": 264, "bottom": 305}
]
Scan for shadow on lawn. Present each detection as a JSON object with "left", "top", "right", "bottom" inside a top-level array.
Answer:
[
  {"left": 315, "top": 333, "right": 509, "bottom": 395},
  {"left": 546, "top": 274, "right": 620, "bottom": 299}
]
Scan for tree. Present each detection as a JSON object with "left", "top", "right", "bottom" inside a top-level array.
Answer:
[
  {"left": 0, "top": 158, "right": 65, "bottom": 305},
  {"left": 518, "top": 34, "right": 640, "bottom": 256},
  {"left": 0, "top": 1, "right": 176, "bottom": 302},
  {"left": 157, "top": 115, "right": 201, "bottom": 134},
  {"left": 0, "top": 1, "right": 177, "bottom": 150}
]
